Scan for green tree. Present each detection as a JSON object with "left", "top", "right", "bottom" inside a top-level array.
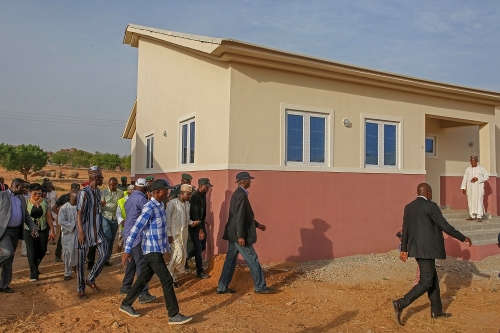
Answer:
[
  {"left": 121, "top": 155, "right": 131, "bottom": 171},
  {"left": 0, "top": 143, "right": 47, "bottom": 180},
  {"left": 51, "top": 150, "right": 70, "bottom": 165},
  {"left": 71, "top": 150, "right": 93, "bottom": 168}
]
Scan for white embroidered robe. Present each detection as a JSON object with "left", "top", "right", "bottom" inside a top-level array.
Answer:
[{"left": 460, "top": 165, "right": 489, "bottom": 218}]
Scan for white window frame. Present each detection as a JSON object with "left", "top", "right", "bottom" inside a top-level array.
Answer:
[
  {"left": 145, "top": 134, "right": 154, "bottom": 169},
  {"left": 362, "top": 114, "right": 402, "bottom": 169},
  {"left": 425, "top": 134, "right": 437, "bottom": 159},
  {"left": 179, "top": 117, "right": 196, "bottom": 165},
  {"left": 284, "top": 110, "right": 329, "bottom": 166}
]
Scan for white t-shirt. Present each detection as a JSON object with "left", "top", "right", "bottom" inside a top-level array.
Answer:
[{"left": 47, "top": 190, "right": 58, "bottom": 219}]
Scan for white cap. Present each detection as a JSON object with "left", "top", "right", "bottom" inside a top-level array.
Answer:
[
  {"left": 135, "top": 178, "right": 147, "bottom": 187},
  {"left": 127, "top": 184, "right": 135, "bottom": 190}
]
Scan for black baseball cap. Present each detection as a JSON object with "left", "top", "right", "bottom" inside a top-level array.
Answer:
[
  {"left": 150, "top": 179, "right": 174, "bottom": 191},
  {"left": 198, "top": 178, "right": 213, "bottom": 187},
  {"left": 235, "top": 171, "right": 254, "bottom": 183}
]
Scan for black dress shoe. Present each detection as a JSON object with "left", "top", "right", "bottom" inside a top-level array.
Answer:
[
  {"left": 255, "top": 287, "right": 275, "bottom": 294},
  {"left": 431, "top": 312, "right": 452, "bottom": 319},
  {"left": 217, "top": 288, "right": 236, "bottom": 294},
  {"left": 392, "top": 300, "right": 403, "bottom": 326},
  {"left": 0, "top": 287, "right": 14, "bottom": 293}
]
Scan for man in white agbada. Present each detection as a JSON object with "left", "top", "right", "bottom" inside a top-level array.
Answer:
[
  {"left": 58, "top": 190, "right": 79, "bottom": 280},
  {"left": 461, "top": 155, "right": 489, "bottom": 222},
  {"left": 167, "top": 184, "right": 193, "bottom": 287}
]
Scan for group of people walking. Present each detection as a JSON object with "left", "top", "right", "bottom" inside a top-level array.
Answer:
[{"left": 0, "top": 154, "right": 495, "bottom": 326}]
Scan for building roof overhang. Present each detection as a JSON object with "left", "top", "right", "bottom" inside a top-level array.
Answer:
[
  {"left": 122, "top": 98, "right": 136, "bottom": 139},
  {"left": 123, "top": 24, "right": 500, "bottom": 108}
]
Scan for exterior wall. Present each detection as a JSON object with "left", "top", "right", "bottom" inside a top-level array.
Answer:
[
  {"left": 130, "top": 132, "right": 137, "bottom": 177},
  {"left": 136, "top": 170, "right": 424, "bottom": 264},
  {"left": 134, "top": 38, "right": 231, "bottom": 176},
  {"left": 227, "top": 62, "right": 496, "bottom": 174}
]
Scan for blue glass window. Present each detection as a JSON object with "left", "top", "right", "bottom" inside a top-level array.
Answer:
[
  {"left": 425, "top": 138, "right": 434, "bottom": 154},
  {"left": 190, "top": 121, "right": 195, "bottom": 163},
  {"left": 365, "top": 122, "right": 379, "bottom": 165},
  {"left": 181, "top": 124, "right": 188, "bottom": 164},
  {"left": 286, "top": 114, "right": 304, "bottom": 162},
  {"left": 384, "top": 124, "right": 396, "bottom": 166},
  {"left": 310, "top": 117, "right": 325, "bottom": 163}
]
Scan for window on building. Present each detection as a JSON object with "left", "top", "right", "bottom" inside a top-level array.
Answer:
[
  {"left": 181, "top": 118, "right": 195, "bottom": 164},
  {"left": 146, "top": 135, "right": 154, "bottom": 169},
  {"left": 425, "top": 136, "right": 436, "bottom": 157},
  {"left": 364, "top": 120, "right": 399, "bottom": 168},
  {"left": 285, "top": 110, "right": 328, "bottom": 165}
]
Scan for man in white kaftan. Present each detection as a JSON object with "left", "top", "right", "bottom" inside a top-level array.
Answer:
[
  {"left": 58, "top": 190, "right": 79, "bottom": 280},
  {"left": 461, "top": 155, "right": 489, "bottom": 221},
  {"left": 166, "top": 184, "right": 193, "bottom": 286}
]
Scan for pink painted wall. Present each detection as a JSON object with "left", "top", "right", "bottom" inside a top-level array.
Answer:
[
  {"left": 444, "top": 235, "right": 500, "bottom": 261},
  {"left": 440, "top": 176, "right": 498, "bottom": 215},
  {"left": 136, "top": 170, "right": 424, "bottom": 263}
]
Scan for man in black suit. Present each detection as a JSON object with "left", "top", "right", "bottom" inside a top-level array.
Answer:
[
  {"left": 217, "top": 172, "right": 274, "bottom": 294},
  {"left": 0, "top": 178, "right": 38, "bottom": 292},
  {"left": 187, "top": 178, "right": 212, "bottom": 279},
  {"left": 392, "top": 183, "right": 472, "bottom": 325}
]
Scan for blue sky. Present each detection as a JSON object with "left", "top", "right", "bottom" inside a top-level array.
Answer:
[{"left": 0, "top": 1, "right": 498, "bottom": 155}]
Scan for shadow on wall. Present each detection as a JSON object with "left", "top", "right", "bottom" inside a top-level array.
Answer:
[
  {"left": 216, "top": 189, "right": 233, "bottom": 254},
  {"left": 287, "top": 218, "right": 333, "bottom": 262},
  {"left": 484, "top": 180, "right": 493, "bottom": 213}
]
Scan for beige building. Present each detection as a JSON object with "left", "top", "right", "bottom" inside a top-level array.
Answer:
[{"left": 122, "top": 24, "right": 500, "bottom": 263}]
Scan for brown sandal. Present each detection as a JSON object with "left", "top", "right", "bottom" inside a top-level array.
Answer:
[
  {"left": 477, "top": 218, "right": 482, "bottom": 222},
  {"left": 78, "top": 292, "right": 88, "bottom": 299},
  {"left": 85, "top": 280, "right": 101, "bottom": 292},
  {"left": 465, "top": 217, "right": 475, "bottom": 221}
]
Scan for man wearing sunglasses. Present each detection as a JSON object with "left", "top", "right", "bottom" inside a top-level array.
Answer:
[{"left": 0, "top": 178, "right": 38, "bottom": 293}]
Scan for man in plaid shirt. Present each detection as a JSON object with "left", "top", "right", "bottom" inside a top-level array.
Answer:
[{"left": 119, "top": 179, "right": 192, "bottom": 325}]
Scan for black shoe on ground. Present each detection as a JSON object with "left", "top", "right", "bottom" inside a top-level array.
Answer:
[
  {"left": 119, "top": 287, "right": 130, "bottom": 295},
  {"left": 255, "top": 287, "right": 275, "bottom": 294},
  {"left": 217, "top": 288, "right": 236, "bottom": 294},
  {"left": 105, "top": 260, "right": 113, "bottom": 267},
  {"left": 169, "top": 313, "right": 192, "bottom": 325},
  {"left": 138, "top": 293, "right": 156, "bottom": 304},
  {"left": 87, "top": 264, "right": 94, "bottom": 271},
  {"left": 197, "top": 273, "right": 210, "bottom": 279},
  {"left": 431, "top": 312, "right": 452, "bottom": 319},
  {"left": 392, "top": 300, "right": 403, "bottom": 326},
  {"left": 64, "top": 275, "right": 72, "bottom": 281},
  {"left": 119, "top": 305, "right": 141, "bottom": 318},
  {"left": 55, "top": 257, "right": 63, "bottom": 263},
  {"left": 0, "top": 287, "right": 14, "bottom": 293}
]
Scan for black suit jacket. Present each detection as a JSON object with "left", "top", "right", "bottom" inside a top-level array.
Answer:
[
  {"left": 222, "top": 187, "right": 260, "bottom": 245},
  {"left": 401, "top": 197, "right": 466, "bottom": 259},
  {"left": 189, "top": 190, "right": 206, "bottom": 231}
]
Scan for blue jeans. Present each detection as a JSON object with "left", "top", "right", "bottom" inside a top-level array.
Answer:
[
  {"left": 217, "top": 241, "right": 267, "bottom": 292},
  {"left": 102, "top": 217, "right": 118, "bottom": 261}
]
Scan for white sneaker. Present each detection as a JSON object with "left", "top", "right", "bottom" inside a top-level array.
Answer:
[{"left": 30, "top": 278, "right": 38, "bottom": 282}]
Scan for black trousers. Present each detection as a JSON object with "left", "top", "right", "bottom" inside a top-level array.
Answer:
[
  {"left": 122, "top": 252, "right": 179, "bottom": 317},
  {"left": 398, "top": 258, "right": 442, "bottom": 314},
  {"left": 87, "top": 245, "right": 97, "bottom": 267},
  {"left": 0, "top": 227, "right": 20, "bottom": 289},
  {"left": 55, "top": 234, "right": 62, "bottom": 258},
  {"left": 121, "top": 243, "right": 148, "bottom": 294},
  {"left": 187, "top": 225, "right": 207, "bottom": 275},
  {"left": 24, "top": 228, "right": 49, "bottom": 280}
]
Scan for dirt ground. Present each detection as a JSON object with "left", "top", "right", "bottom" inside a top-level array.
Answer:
[
  {"left": 0, "top": 245, "right": 499, "bottom": 333},
  {"left": 0, "top": 166, "right": 130, "bottom": 192}
]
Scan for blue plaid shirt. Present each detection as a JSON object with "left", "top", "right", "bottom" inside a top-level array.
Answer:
[{"left": 124, "top": 198, "right": 170, "bottom": 255}]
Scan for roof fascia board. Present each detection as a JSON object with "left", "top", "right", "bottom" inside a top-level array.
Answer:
[
  {"left": 124, "top": 25, "right": 221, "bottom": 54},
  {"left": 122, "top": 99, "right": 137, "bottom": 139}
]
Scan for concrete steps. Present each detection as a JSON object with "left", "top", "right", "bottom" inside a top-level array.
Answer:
[{"left": 443, "top": 209, "right": 499, "bottom": 246}]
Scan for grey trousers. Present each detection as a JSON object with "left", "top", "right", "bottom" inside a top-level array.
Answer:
[
  {"left": 0, "top": 227, "right": 20, "bottom": 289},
  {"left": 122, "top": 243, "right": 148, "bottom": 294}
]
